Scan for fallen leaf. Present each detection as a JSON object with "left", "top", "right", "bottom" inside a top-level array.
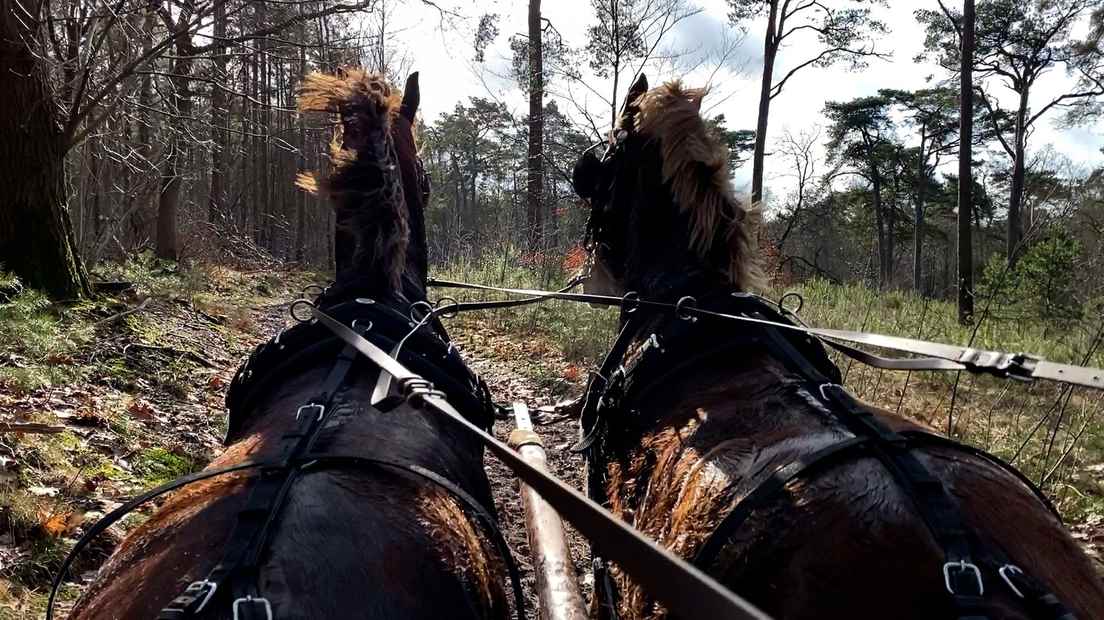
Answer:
[
  {"left": 39, "top": 510, "right": 84, "bottom": 538},
  {"left": 127, "top": 398, "right": 157, "bottom": 420}
]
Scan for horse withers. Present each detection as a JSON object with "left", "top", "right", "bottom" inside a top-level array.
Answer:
[
  {"left": 66, "top": 71, "right": 516, "bottom": 620},
  {"left": 570, "top": 74, "right": 1104, "bottom": 619}
]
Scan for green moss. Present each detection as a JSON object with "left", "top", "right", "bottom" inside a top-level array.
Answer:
[
  {"left": 133, "top": 448, "right": 197, "bottom": 487},
  {"left": 0, "top": 282, "right": 92, "bottom": 392}
]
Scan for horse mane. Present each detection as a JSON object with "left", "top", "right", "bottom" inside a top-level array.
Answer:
[
  {"left": 295, "top": 69, "right": 409, "bottom": 290},
  {"left": 632, "top": 81, "right": 763, "bottom": 291}
]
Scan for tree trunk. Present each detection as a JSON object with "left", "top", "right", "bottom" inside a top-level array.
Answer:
[
  {"left": 1007, "top": 87, "right": 1029, "bottom": 265},
  {"left": 750, "top": 0, "right": 779, "bottom": 207},
  {"left": 0, "top": 0, "right": 91, "bottom": 299},
  {"left": 885, "top": 190, "right": 895, "bottom": 286},
  {"left": 914, "top": 129, "right": 927, "bottom": 293},
  {"left": 608, "top": 0, "right": 620, "bottom": 129},
  {"left": 871, "top": 170, "right": 887, "bottom": 288},
  {"left": 157, "top": 142, "right": 182, "bottom": 260},
  {"left": 131, "top": 9, "right": 156, "bottom": 247},
  {"left": 526, "top": 0, "right": 544, "bottom": 250},
  {"left": 156, "top": 48, "right": 193, "bottom": 260},
  {"left": 957, "top": 0, "right": 975, "bottom": 324},
  {"left": 208, "top": 0, "right": 228, "bottom": 224},
  {"left": 294, "top": 16, "right": 308, "bottom": 263}
]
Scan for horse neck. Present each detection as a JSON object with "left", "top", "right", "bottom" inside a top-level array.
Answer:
[
  {"left": 330, "top": 140, "right": 416, "bottom": 303},
  {"left": 620, "top": 195, "right": 726, "bottom": 302}
]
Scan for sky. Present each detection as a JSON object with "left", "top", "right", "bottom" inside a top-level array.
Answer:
[{"left": 378, "top": 0, "right": 1104, "bottom": 202}]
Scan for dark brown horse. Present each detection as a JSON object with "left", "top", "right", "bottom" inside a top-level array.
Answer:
[
  {"left": 570, "top": 74, "right": 1104, "bottom": 620},
  {"left": 66, "top": 71, "right": 514, "bottom": 620}
]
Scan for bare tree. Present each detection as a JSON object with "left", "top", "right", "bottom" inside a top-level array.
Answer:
[
  {"left": 727, "top": 0, "right": 889, "bottom": 207},
  {"left": 583, "top": 0, "right": 700, "bottom": 130}
]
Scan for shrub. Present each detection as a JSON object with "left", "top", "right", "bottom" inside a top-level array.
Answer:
[{"left": 978, "top": 230, "right": 1084, "bottom": 324}]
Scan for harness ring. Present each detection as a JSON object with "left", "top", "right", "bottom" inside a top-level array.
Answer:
[
  {"left": 675, "top": 296, "right": 698, "bottom": 322},
  {"left": 435, "top": 296, "right": 460, "bottom": 319},
  {"left": 289, "top": 299, "right": 316, "bottom": 324},
  {"left": 779, "top": 291, "right": 805, "bottom": 315},
  {"left": 622, "top": 291, "right": 641, "bottom": 313},
  {"left": 409, "top": 300, "right": 434, "bottom": 323}
]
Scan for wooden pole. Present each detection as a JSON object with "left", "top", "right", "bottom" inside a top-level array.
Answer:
[{"left": 509, "top": 402, "right": 587, "bottom": 620}]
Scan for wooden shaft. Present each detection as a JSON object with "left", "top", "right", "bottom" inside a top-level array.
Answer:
[{"left": 511, "top": 403, "right": 587, "bottom": 620}]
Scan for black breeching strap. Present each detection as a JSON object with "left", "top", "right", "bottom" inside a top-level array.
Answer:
[
  {"left": 694, "top": 436, "right": 871, "bottom": 567},
  {"left": 698, "top": 312, "right": 1072, "bottom": 619},
  {"left": 754, "top": 317, "right": 991, "bottom": 617},
  {"left": 819, "top": 384, "right": 991, "bottom": 620},
  {"left": 46, "top": 462, "right": 268, "bottom": 620},
  {"left": 159, "top": 342, "right": 361, "bottom": 620}
]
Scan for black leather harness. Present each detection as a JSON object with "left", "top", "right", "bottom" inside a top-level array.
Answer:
[
  {"left": 159, "top": 294, "right": 526, "bottom": 620},
  {"left": 48, "top": 294, "right": 526, "bottom": 620},
  {"left": 579, "top": 290, "right": 1075, "bottom": 620}
]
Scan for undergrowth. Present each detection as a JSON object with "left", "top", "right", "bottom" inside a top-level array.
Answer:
[
  {"left": 0, "top": 282, "right": 92, "bottom": 393},
  {"left": 0, "top": 256, "right": 313, "bottom": 618}
]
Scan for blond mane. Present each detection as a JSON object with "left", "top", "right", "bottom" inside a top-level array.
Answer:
[{"left": 632, "top": 81, "right": 762, "bottom": 291}]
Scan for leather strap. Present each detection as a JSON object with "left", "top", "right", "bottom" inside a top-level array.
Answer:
[
  {"left": 46, "top": 461, "right": 270, "bottom": 620},
  {"left": 425, "top": 279, "right": 1104, "bottom": 392},
  {"left": 900, "top": 431, "right": 1060, "bottom": 521},
  {"left": 818, "top": 384, "right": 987, "bottom": 618},
  {"left": 160, "top": 342, "right": 361, "bottom": 619},
  {"left": 695, "top": 437, "right": 870, "bottom": 568}
]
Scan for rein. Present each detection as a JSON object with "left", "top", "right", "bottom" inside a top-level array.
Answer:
[{"left": 426, "top": 277, "right": 1104, "bottom": 392}]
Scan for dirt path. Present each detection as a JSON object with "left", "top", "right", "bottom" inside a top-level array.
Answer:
[{"left": 449, "top": 323, "right": 593, "bottom": 613}]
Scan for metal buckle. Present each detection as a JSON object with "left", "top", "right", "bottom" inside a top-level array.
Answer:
[
  {"left": 295, "top": 403, "right": 325, "bottom": 421},
  {"left": 958, "top": 349, "right": 1039, "bottom": 382},
  {"left": 998, "top": 564, "right": 1026, "bottom": 598},
  {"left": 944, "top": 560, "right": 984, "bottom": 596},
  {"left": 232, "top": 596, "right": 273, "bottom": 620},
  {"left": 621, "top": 291, "right": 640, "bottom": 313},
  {"left": 184, "top": 580, "right": 218, "bottom": 613}
]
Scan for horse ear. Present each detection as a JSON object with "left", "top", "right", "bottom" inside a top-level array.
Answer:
[
  {"left": 400, "top": 71, "right": 420, "bottom": 122},
  {"left": 624, "top": 73, "right": 648, "bottom": 109}
]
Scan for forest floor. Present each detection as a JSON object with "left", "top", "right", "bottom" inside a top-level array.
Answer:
[{"left": 2, "top": 259, "right": 1103, "bottom": 618}]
